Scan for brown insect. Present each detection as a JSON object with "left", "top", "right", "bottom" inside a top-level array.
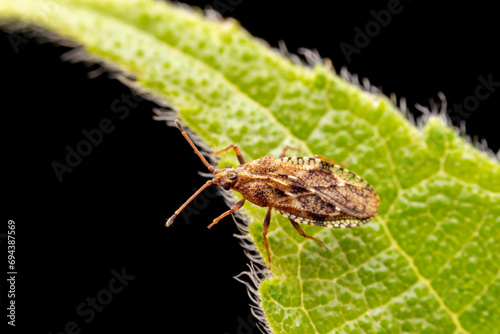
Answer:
[{"left": 167, "top": 120, "right": 380, "bottom": 267}]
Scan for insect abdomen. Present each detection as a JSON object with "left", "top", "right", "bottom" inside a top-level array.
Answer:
[
  {"left": 233, "top": 155, "right": 380, "bottom": 228},
  {"left": 276, "top": 156, "right": 380, "bottom": 228}
]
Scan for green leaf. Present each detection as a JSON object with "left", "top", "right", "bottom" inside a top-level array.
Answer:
[{"left": 1, "top": 1, "right": 499, "bottom": 333}]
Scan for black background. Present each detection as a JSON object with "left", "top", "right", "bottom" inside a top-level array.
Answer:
[{"left": 1, "top": 1, "right": 499, "bottom": 333}]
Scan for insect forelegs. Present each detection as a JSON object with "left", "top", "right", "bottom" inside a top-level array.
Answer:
[
  {"left": 207, "top": 198, "right": 246, "bottom": 229},
  {"left": 289, "top": 219, "right": 329, "bottom": 250},
  {"left": 213, "top": 144, "right": 246, "bottom": 165}
]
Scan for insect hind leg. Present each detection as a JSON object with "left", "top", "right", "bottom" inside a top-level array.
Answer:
[
  {"left": 289, "top": 219, "right": 329, "bottom": 250},
  {"left": 279, "top": 146, "right": 300, "bottom": 158}
]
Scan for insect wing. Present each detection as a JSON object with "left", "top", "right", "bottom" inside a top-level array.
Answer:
[{"left": 277, "top": 156, "right": 380, "bottom": 228}]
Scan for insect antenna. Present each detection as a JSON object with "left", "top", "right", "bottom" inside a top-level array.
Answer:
[
  {"left": 166, "top": 179, "right": 214, "bottom": 227},
  {"left": 174, "top": 119, "right": 215, "bottom": 173},
  {"left": 166, "top": 120, "right": 218, "bottom": 227}
]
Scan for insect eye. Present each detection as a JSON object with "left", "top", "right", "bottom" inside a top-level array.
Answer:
[{"left": 222, "top": 182, "right": 231, "bottom": 191}]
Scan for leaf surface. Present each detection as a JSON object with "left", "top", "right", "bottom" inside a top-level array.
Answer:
[{"left": 1, "top": 1, "right": 499, "bottom": 333}]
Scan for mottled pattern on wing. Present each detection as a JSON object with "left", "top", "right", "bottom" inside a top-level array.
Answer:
[
  {"left": 234, "top": 156, "right": 380, "bottom": 228},
  {"left": 281, "top": 156, "right": 374, "bottom": 191},
  {"left": 279, "top": 156, "right": 379, "bottom": 218}
]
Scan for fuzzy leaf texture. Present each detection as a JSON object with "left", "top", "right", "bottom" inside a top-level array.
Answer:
[{"left": 1, "top": 0, "right": 499, "bottom": 333}]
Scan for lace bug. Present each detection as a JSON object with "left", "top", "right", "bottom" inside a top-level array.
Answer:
[{"left": 167, "top": 120, "right": 380, "bottom": 267}]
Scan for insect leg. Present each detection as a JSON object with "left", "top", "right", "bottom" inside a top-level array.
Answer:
[
  {"left": 262, "top": 207, "right": 272, "bottom": 268},
  {"left": 279, "top": 146, "right": 300, "bottom": 158},
  {"left": 208, "top": 198, "right": 246, "bottom": 229},
  {"left": 312, "top": 155, "right": 346, "bottom": 167},
  {"left": 289, "top": 219, "right": 329, "bottom": 250},
  {"left": 213, "top": 144, "right": 246, "bottom": 165}
]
